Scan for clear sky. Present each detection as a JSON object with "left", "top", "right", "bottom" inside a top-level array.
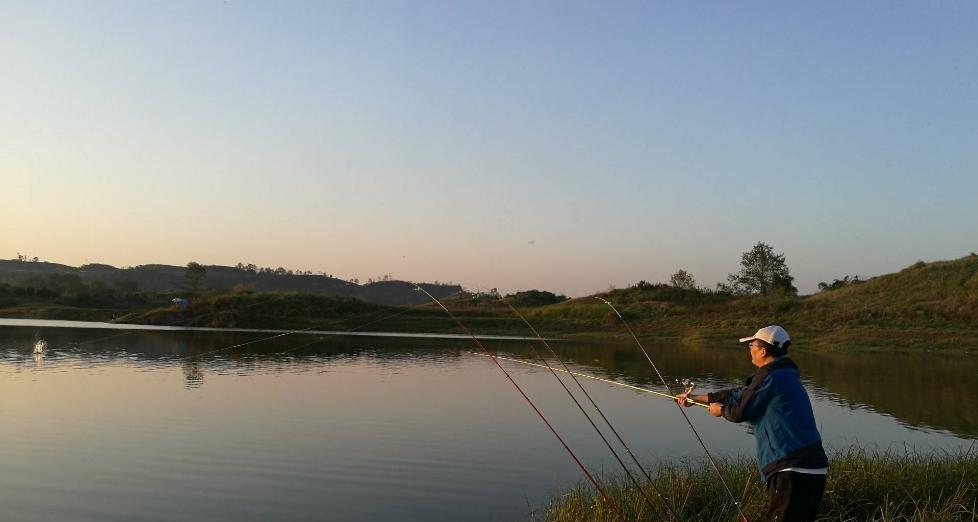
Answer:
[{"left": 2, "top": 1, "right": 976, "bottom": 296}]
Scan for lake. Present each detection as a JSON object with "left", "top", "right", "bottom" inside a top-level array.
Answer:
[{"left": 1, "top": 320, "right": 975, "bottom": 521}]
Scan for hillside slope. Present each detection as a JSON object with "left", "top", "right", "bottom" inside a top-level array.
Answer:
[{"left": 524, "top": 255, "right": 978, "bottom": 351}]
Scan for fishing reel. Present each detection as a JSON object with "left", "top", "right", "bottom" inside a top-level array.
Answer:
[{"left": 675, "top": 378, "right": 696, "bottom": 396}]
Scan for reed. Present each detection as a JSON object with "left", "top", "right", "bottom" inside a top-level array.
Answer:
[{"left": 535, "top": 446, "right": 978, "bottom": 521}]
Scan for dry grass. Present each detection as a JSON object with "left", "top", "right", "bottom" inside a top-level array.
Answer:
[{"left": 535, "top": 446, "right": 978, "bottom": 522}]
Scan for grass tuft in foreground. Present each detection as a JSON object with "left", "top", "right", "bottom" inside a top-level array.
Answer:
[{"left": 535, "top": 446, "right": 978, "bottom": 521}]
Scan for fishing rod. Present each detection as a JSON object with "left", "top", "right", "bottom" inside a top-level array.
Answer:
[
  {"left": 413, "top": 285, "right": 625, "bottom": 521},
  {"left": 493, "top": 295, "right": 679, "bottom": 519},
  {"left": 598, "top": 297, "right": 751, "bottom": 522},
  {"left": 470, "top": 351, "right": 709, "bottom": 409}
]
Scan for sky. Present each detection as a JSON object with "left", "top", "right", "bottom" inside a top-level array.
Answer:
[{"left": 2, "top": 1, "right": 976, "bottom": 296}]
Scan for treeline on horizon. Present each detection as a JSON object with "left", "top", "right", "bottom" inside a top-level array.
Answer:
[
  {"left": 0, "top": 256, "right": 462, "bottom": 309},
  {"left": 634, "top": 241, "right": 867, "bottom": 297},
  {"left": 2, "top": 241, "right": 972, "bottom": 306},
  {"left": 470, "top": 241, "right": 875, "bottom": 304}
]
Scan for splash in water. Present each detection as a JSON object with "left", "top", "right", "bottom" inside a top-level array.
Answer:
[{"left": 33, "top": 334, "right": 46, "bottom": 354}]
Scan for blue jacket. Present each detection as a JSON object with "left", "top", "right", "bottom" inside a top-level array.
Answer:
[{"left": 708, "top": 357, "right": 827, "bottom": 481}]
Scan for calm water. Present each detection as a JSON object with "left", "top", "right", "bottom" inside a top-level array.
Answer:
[{"left": 1, "top": 321, "right": 975, "bottom": 521}]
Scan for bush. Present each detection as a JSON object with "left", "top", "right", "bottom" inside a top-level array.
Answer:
[{"left": 505, "top": 290, "right": 568, "bottom": 307}]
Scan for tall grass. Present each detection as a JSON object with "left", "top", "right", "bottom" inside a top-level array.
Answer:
[{"left": 535, "top": 446, "right": 978, "bottom": 521}]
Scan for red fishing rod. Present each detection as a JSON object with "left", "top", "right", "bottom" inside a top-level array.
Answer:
[
  {"left": 598, "top": 297, "right": 751, "bottom": 522},
  {"left": 494, "top": 293, "right": 678, "bottom": 520},
  {"left": 414, "top": 286, "right": 625, "bottom": 521}
]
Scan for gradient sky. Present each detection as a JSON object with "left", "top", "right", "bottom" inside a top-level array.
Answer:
[{"left": 2, "top": 1, "right": 976, "bottom": 296}]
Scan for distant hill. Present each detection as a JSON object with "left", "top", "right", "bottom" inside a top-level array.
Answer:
[{"left": 0, "top": 260, "right": 461, "bottom": 306}]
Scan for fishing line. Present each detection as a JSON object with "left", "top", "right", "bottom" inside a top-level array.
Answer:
[
  {"left": 470, "top": 352, "right": 708, "bottom": 409},
  {"left": 598, "top": 297, "right": 751, "bottom": 522},
  {"left": 413, "top": 285, "right": 625, "bottom": 521},
  {"left": 496, "top": 295, "right": 678, "bottom": 519}
]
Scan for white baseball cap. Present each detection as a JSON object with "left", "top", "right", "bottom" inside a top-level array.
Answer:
[{"left": 739, "top": 325, "right": 791, "bottom": 349}]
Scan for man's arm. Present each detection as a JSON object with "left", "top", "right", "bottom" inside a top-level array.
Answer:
[
  {"left": 720, "top": 378, "right": 773, "bottom": 423},
  {"left": 677, "top": 392, "right": 732, "bottom": 417},
  {"left": 708, "top": 389, "right": 738, "bottom": 404}
]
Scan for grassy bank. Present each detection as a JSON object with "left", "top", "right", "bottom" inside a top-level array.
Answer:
[
  {"left": 537, "top": 447, "right": 977, "bottom": 522},
  {"left": 530, "top": 255, "right": 978, "bottom": 352}
]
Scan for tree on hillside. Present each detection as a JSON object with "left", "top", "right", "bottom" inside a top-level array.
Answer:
[
  {"left": 669, "top": 269, "right": 697, "bottom": 290},
  {"left": 725, "top": 242, "right": 797, "bottom": 296},
  {"left": 184, "top": 262, "right": 207, "bottom": 293}
]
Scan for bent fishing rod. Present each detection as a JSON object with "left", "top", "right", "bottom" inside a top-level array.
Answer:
[
  {"left": 470, "top": 352, "right": 708, "bottom": 409},
  {"left": 413, "top": 286, "right": 625, "bottom": 521},
  {"left": 598, "top": 298, "right": 751, "bottom": 522},
  {"left": 494, "top": 295, "right": 679, "bottom": 520}
]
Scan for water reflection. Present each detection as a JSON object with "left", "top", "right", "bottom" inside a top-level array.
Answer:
[
  {"left": 505, "top": 340, "right": 978, "bottom": 439},
  {"left": 183, "top": 359, "right": 204, "bottom": 389},
  {"left": 1, "top": 325, "right": 976, "bottom": 439},
  {"left": 1, "top": 324, "right": 975, "bottom": 522}
]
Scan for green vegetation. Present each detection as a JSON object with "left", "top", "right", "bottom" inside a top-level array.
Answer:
[
  {"left": 184, "top": 261, "right": 207, "bottom": 293},
  {"left": 818, "top": 274, "right": 865, "bottom": 291},
  {"left": 721, "top": 242, "right": 797, "bottom": 296},
  {"left": 111, "top": 291, "right": 528, "bottom": 334},
  {"left": 536, "top": 447, "right": 978, "bottom": 522},
  {"left": 0, "top": 258, "right": 462, "bottom": 305},
  {"left": 521, "top": 254, "right": 978, "bottom": 352},
  {"left": 504, "top": 290, "right": 569, "bottom": 307},
  {"left": 74, "top": 255, "right": 978, "bottom": 351},
  {"left": 0, "top": 271, "right": 167, "bottom": 321},
  {"left": 116, "top": 292, "right": 394, "bottom": 330},
  {"left": 4, "top": 252, "right": 977, "bottom": 352},
  {"left": 669, "top": 269, "right": 697, "bottom": 290}
]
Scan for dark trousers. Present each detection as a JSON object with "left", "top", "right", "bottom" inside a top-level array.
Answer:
[{"left": 762, "top": 471, "right": 826, "bottom": 522}]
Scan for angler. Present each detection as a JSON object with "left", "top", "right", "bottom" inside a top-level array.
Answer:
[{"left": 678, "top": 325, "right": 828, "bottom": 522}]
